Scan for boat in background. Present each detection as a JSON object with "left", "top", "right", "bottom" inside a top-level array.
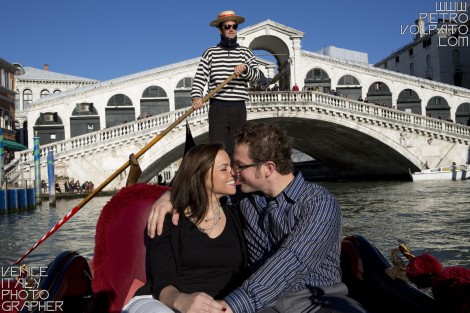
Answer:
[{"left": 410, "top": 164, "right": 470, "bottom": 181}]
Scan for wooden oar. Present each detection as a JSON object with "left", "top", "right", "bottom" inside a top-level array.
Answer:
[{"left": 14, "top": 73, "right": 237, "bottom": 264}]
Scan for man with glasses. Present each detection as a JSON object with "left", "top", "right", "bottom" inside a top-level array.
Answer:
[
  {"left": 147, "top": 121, "right": 367, "bottom": 313},
  {"left": 191, "top": 10, "right": 261, "bottom": 158}
]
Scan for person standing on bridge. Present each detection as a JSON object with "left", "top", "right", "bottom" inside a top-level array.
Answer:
[{"left": 191, "top": 10, "right": 261, "bottom": 158}]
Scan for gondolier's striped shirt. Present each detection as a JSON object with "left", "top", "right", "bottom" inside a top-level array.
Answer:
[
  {"left": 191, "top": 45, "right": 260, "bottom": 101},
  {"left": 225, "top": 172, "right": 343, "bottom": 313}
]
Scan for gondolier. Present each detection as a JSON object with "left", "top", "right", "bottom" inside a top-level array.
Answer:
[{"left": 191, "top": 10, "right": 261, "bottom": 158}]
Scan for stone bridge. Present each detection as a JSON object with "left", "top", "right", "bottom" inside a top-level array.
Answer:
[{"left": 10, "top": 91, "right": 470, "bottom": 190}]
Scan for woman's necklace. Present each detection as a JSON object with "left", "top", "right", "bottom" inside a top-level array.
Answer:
[{"left": 189, "top": 205, "right": 223, "bottom": 234}]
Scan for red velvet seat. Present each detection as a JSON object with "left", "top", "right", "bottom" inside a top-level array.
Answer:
[{"left": 90, "top": 183, "right": 170, "bottom": 313}]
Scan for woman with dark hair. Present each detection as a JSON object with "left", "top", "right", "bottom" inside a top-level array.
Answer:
[{"left": 123, "top": 143, "right": 247, "bottom": 313}]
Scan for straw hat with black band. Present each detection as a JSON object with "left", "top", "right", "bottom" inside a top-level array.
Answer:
[{"left": 210, "top": 10, "right": 245, "bottom": 27}]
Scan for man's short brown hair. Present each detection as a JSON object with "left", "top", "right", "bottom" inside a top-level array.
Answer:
[{"left": 235, "top": 121, "right": 294, "bottom": 174}]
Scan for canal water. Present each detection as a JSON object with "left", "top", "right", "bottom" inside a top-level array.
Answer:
[{"left": 0, "top": 180, "right": 469, "bottom": 269}]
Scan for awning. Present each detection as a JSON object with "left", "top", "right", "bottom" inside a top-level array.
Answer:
[{"left": 2, "top": 139, "right": 28, "bottom": 151}]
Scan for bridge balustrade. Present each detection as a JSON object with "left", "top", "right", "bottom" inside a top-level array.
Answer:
[
  {"left": 248, "top": 91, "right": 470, "bottom": 138},
  {"left": 16, "top": 91, "right": 470, "bottom": 166}
]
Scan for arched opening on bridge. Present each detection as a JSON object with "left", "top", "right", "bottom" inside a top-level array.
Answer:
[
  {"left": 248, "top": 47, "right": 277, "bottom": 90},
  {"left": 249, "top": 35, "right": 291, "bottom": 91},
  {"left": 366, "top": 82, "right": 392, "bottom": 107},
  {"left": 141, "top": 85, "right": 169, "bottom": 116},
  {"left": 336, "top": 75, "right": 362, "bottom": 100},
  {"left": 456, "top": 102, "right": 470, "bottom": 125},
  {"left": 397, "top": 89, "right": 422, "bottom": 114},
  {"left": 249, "top": 67, "right": 271, "bottom": 91},
  {"left": 70, "top": 102, "right": 100, "bottom": 137},
  {"left": 105, "top": 94, "right": 135, "bottom": 127},
  {"left": 426, "top": 96, "right": 451, "bottom": 120},
  {"left": 304, "top": 68, "right": 331, "bottom": 93},
  {"left": 33, "top": 112, "right": 65, "bottom": 145},
  {"left": 174, "top": 77, "right": 193, "bottom": 110}
]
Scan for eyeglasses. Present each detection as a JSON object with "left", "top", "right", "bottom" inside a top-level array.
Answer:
[
  {"left": 222, "top": 24, "right": 238, "bottom": 30},
  {"left": 233, "top": 162, "right": 265, "bottom": 173}
]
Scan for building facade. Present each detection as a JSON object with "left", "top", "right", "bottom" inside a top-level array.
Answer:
[
  {"left": 375, "top": 3, "right": 470, "bottom": 92},
  {"left": 13, "top": 64, "right": 97, "bottom": 147},
  {"left": 0, "top": 58, "right": 18, "bottom": 144}
]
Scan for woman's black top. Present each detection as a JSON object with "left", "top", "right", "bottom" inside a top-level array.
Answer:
[{"left": 135, "top": 204, "right": 248, "bottom": 300}]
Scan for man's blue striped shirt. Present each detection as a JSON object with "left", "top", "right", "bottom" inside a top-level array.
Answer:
[{"left": 225, "top": 173, "right": 342, "bottom": 313}]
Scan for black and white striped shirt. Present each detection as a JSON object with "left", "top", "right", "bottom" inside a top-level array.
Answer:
[{"left": 191, "top": 45, "right": 261, "bottom": 102}]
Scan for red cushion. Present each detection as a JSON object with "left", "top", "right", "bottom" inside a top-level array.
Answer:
[{"left": 91, "top": 183, "right": 170, "bottom": 312}]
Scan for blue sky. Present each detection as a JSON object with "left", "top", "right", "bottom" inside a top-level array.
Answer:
[{"left": 3, "top": 1, "right": 438, "bottom": 81}]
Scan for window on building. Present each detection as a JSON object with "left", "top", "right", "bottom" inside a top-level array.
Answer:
[
  {"left": 425, "top": 55, "right": 433, "bottom": 79},
  {"left": 0, "top": 69, "right": 10, "bottom": 89},
  {"left": 423, "top": 37, "right": 431, "bottom": 48},
  {"left": 53, "top": 89, "right": 61, "bottom": 94},
  {"left": 15, "top": 89, "right": 20, "bottom": 110},
  {"left": 4, "top": 112, "right": 10, "bottom": 129},
  {"left": 452, "top": 49, "right": 460, "bottom": 66},
  {"left": 23, "top": 89, "right": 33, "bottom": 109},
  {"left": 409, "top": 48, "right": 413, "bottom": 56},
  {"left": 395, "top": 56, "right": 400, "bottom": 63},
  {"left": 338, "top": 75, "right": 359, "bottom": 86},
  {"left": 142, "top": 86, "right": 167, "bottom": 98},
  {"left": 410, "top": 63, "right": 414, "bottom": 75},
  {"left": 0, "top": 69, "right": 5, "bottom": 88},
  {"left": 76, "top": 102, "right": 93, "bottom": 113},
  {"left": 40, "top": 89, "right": 50, "bottom": 98},
  {"left": 141, "top": 86, "right": 169, "bottom": 115},
  {"left": 107, "top": 94, "right": 133, "bottom": 106},
  {"left": 44, "top": 113, "right": 55, "bottom": 122},
  {"left": 305, "top": 68, "right": 330, "bottom": 82},
  {"left": 176, "top": 77, "right": 193, "bottom": 89}
]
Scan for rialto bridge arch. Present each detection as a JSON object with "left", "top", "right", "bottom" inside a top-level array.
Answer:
[
  {"left": 138, "top": 109, "right": 426, "bottom": 182},
  {"left": 238, "top": 20, "right": 304, "bottom": 91},
  {"left": 15, "top": 93, "right": 470, "bottom": 190}
]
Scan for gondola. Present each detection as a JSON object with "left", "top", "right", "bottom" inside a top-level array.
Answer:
[
  {"left": 1, "top": 182, "right": 439, "bottom": 313},
  {"left": 0, "top": 75, "right": 444, "bottom": 313}
]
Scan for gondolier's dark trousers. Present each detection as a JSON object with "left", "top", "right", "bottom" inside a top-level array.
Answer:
[
  {"left": 209, "top": 99, "right": 246, "bottom": 158},
  {"left": 257, "top": 283, "right": 369, "bottom": 313}
]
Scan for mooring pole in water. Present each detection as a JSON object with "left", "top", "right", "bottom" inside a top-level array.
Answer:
[
  {"left": 47, "top": 150, "right": 56, "bottom": 207},
  {"left": 33, "top": 136, "right": 42, "bottom": 205}
]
